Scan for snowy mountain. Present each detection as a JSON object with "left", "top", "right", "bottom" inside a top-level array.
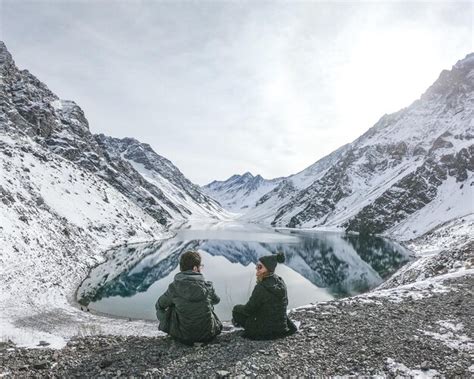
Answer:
[
  {"left": 202, "top": 172, "right": 284, "bottom": 212},
  {"left": 0, "top": 129, "right": 172, "bottom": 345},
  {"left": 273, "top": 53, "right": 474, "bottom": 238},
  {"left": 205, "top": 54, "right": 474, "bottom": 239},
  {"left": 0, "top": 41, "right": 227, "bottom": 226}
]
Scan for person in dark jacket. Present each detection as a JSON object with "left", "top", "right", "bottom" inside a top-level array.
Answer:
[
  {"left": 155, "top": 250, "right": 222, "bottom": 345},
  {"left": 232, "top": 252, "right": 297, "bottom": 340}
]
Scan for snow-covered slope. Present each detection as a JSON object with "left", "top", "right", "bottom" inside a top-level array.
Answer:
[
  {"left": 0, "top": 133, "right": 170, "bottom": 346},
  {"left": 289, "top": 53, "right": 474, "bottom": 238},
  {"left": 207, "top": 53, "right": 474, "bottom": 238},
  {"left": 0, "top": 41, "right": 227, "bottom": 226},
  {"left": 202, "top": 172, "right": 284, "bottom": 212}
]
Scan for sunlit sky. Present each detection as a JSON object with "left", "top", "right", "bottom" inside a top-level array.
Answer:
[{"left": 1, "top": 1, "right": 472, "bottom": 184}]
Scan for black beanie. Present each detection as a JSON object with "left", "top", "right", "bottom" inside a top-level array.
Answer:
[{"left": 259, "top": 252, "right": 285, "bottom": 272}]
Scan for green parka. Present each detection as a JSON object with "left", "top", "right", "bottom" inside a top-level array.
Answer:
[
  {"left": 233, "top": 274, "right": 296, "bottom": 340},
  {"left": 155, "top": 271, "right": 222, "bottom": 344}
]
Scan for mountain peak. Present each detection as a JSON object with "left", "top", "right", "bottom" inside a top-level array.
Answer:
[
  {"left": 421, "top": 52, "right": 474, "bottom": 101},
  {"left": 454, "top": 52, "right": 474, "bottom": 69},
  {"left": 0, "top": 40, "right": 14, "bottom": 68}
]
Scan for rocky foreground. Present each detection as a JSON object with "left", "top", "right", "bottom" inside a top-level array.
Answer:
[{"left": 1, "top": 272, "right": 472, "bottom": 378}]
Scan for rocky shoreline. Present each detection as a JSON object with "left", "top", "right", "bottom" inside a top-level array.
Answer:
[{"left": 1, "top": 266, "right": 472, "bottom": 377}]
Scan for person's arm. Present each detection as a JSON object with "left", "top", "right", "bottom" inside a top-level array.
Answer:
[
  {"left": 205, "top": 281, "right": 220, "bottom": 305},
  {"left": 155, "top": 287, "right": 173, "bottom": 321},
  {"left": 242, "top": 284, "right": 264, "bottom": 316}
]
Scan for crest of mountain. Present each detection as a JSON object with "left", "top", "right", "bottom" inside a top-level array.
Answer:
[
  {"left": 0, "top": 41, "right": 226, "bottom": 226},
  {"left": 205, "top": 53, "right": 474, "bottom": 239},
  {"left": 202, "top": 172, "right": 284, "bottom": 212}
]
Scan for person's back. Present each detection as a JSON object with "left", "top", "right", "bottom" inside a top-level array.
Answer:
[{"left": 155, "top": 251, "right": 222, "bottom": 344}]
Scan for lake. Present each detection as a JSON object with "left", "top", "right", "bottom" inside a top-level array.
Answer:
[{"left": 77, "top": 222, "right": 411, "bottom": 321}]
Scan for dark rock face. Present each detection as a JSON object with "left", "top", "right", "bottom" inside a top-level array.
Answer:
[
  {"left": 256, "top": 179, "right": 297, "bottom": 206},
  {"left": 272, "top": 149, "right": 357, "bottom": 227},
  {"left": 346, "top": 144, "right": 474, "bottom": 234},
  {"left": 0, "top": 41, "right": 224, "bottom": 225}
]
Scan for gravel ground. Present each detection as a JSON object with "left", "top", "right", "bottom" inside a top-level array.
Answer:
[{"left": 1, "top": 274, "right": 472, "bottom": 378}]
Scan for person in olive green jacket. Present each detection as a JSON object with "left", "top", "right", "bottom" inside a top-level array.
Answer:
[
  {"left": 155, "top": 251, "right": 222, "bottom": 345},
  {"left": 232, "top": 252, "right": 297, "bottom": 340}
]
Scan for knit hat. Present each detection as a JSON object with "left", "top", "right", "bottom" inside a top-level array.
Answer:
[{"left": 259, "top": 252, "right": 285, "bottom": 272}]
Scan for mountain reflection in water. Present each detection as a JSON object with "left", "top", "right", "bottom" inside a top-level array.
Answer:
[{"left": 77, "top": 228, "right": 410, "bottom": 321}]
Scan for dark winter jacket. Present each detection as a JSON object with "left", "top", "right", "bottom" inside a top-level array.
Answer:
[
  {"left": 155, "top": 271, "right": 222, "bottom": 343},
  {"left": 234, "top": 274, "right": 296, "bottom": 340}
]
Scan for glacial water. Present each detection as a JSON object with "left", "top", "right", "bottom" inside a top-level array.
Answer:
[{"left": 77, "top": 223, "right": 411, "bottom": 321}]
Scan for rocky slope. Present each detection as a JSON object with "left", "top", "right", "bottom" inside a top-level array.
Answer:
[
  {"left": 205, "top": 54, "right": 474, "bottom": 239},
  {"left": 0, "top": 41, "right": 226, "bottom": 226}
]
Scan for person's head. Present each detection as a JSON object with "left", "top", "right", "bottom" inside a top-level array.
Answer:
[
  {"left": 180, "top": 250, "right": 202, "bottom": 272},
  {"left": 255, "top": 260, "right": 269, "bottom": 281},
  {"left": 256, "top": 252, "right": 285, "bottom": 280}
]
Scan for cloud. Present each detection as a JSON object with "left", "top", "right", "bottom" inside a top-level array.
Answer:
[{"left": 1, "top": 1, "right": 472, "bottom": 184}]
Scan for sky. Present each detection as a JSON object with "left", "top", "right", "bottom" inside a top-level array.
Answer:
[{"left": 0, "top": 1, "right": 473, "bottom": 185}]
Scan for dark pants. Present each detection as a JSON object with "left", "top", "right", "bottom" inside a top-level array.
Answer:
[
  {"left": 232, "top": 304, "right": 249, "bottom": 327},
  {"left": 232, "top": 304, "right": 298, "bottom": 339}
]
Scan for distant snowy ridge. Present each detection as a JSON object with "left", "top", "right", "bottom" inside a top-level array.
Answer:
[
  {"left": 201, "top": 143, "right": 349, "bottom": 215},
  {"left": 0, "top": 41, "right": 227, "bottom": 226},
  {"left": 205, "top": 53, "right": 474, "bottom": 240},
  {"left": 202, "top": 172, "right": 283, "bottom": 212}
]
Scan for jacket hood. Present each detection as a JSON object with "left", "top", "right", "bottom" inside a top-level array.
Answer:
[
  {"left": 260, "top": 274, "right": 286, "bottom": 298},
  {"left": 173, "top": 271, "right": 208, "bottom": 301}
]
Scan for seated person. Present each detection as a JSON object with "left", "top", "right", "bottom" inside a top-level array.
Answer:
[
  {"left": 155, "top": 250, "right": 222, "bottom": 345},
  {"left": 232, "top": 252, "right": 297, "bottom": 340}
]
